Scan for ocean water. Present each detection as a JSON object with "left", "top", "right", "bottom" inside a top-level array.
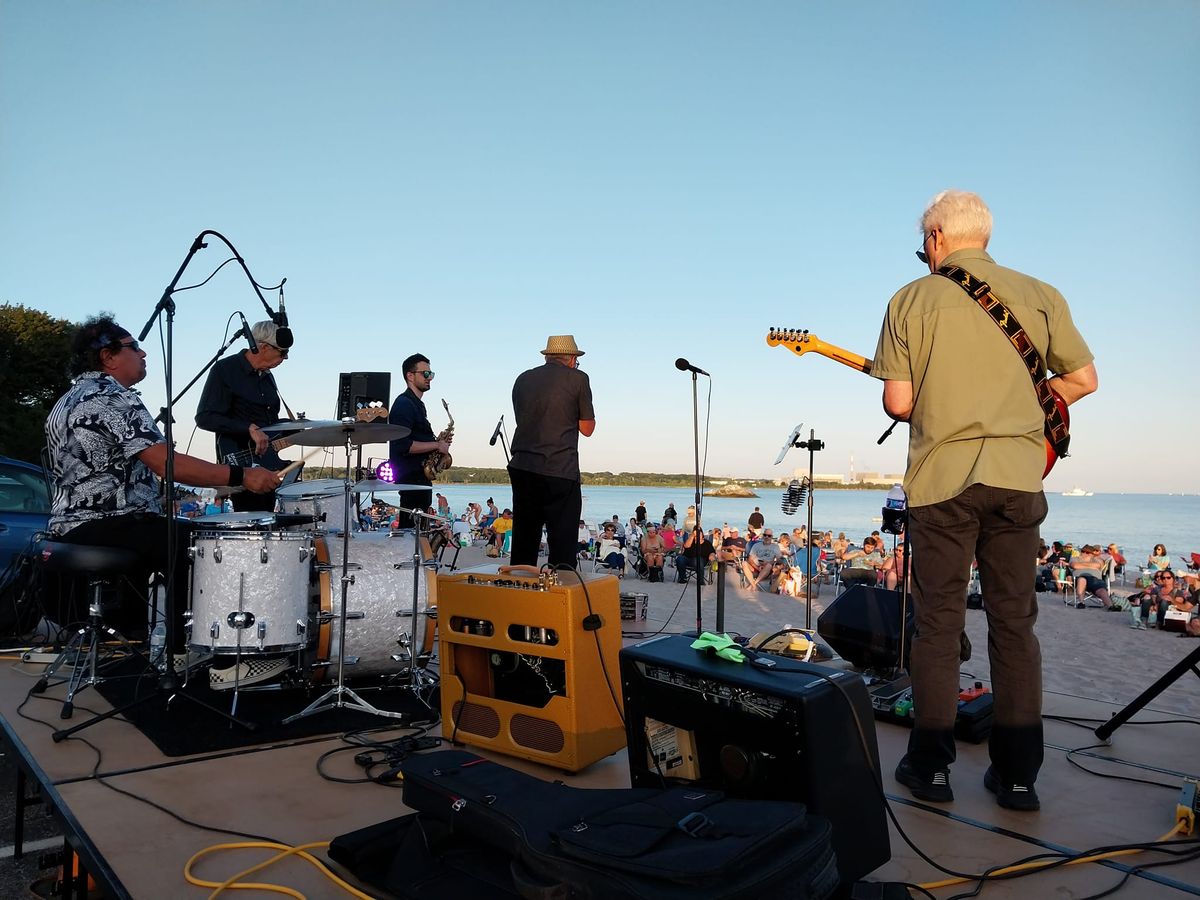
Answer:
[{"left": 378, "top": 483, "right": 1199, "bottom": 572}]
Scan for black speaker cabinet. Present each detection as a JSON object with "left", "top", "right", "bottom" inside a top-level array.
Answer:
[
  {"left": 620, "top": 634, "right": 890, "bottom": 885},
  {"left": 336, "top": 372, "right": 391, "bottom": 421},
  {"left": 817, "top": 585, "right": 913, "bottom": 670}
]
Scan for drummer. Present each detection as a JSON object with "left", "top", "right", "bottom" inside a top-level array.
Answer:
[
  {"left": 387, "top": 353, "right": 452, "bottom": 528},
  {"left": 196, "top": 320, "right": 293, "bottom": 512},
  {"left": 45, "top": 315, "right": 280, "bottom": 639}
]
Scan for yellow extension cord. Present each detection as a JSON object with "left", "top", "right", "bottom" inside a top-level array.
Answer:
[
  {"left": 918, "top": 820, "right": 1189, "bottom": 891},
  {"left": 184, "top": 840, "right": 377, "bottom": 900}
]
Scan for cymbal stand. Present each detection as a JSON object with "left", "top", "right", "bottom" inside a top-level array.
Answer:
[
  {"left": 283, "top": 427, "right": 406, "bottom": 723},
  {"left": 393, "top": 509, "right": 443, "bottom": 707}
]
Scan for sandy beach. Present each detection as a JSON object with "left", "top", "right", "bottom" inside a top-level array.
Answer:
[{"left": 446, "top": 542, "right": 1200, "bottom": 721}]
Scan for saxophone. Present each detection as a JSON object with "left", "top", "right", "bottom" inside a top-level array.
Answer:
[{"left": 423, "top": 399, "right": 454, "bottom": 481}]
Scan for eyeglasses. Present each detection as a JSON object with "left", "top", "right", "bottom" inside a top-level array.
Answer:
[
  {"left": 415, "top": 370, "right": 434, "bottom": 379},
  {"left": 115, "top": 340, "right": 141, "bottom": 352},
  {"left": 1161, "top": 574, "right": 1175, "bottom": 580},
  {"left": 915, "top": 232, "right": 933, "bottom": 265},
  {"left": 263, "top": 343, "right": 289, "bottom": 358}
]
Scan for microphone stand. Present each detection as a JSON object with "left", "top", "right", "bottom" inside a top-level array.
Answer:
[
  {"left": 686, "top": 370, "right": 704, "bottom": 635},
  {"left": 55, "top": 233, "right": 255, "bottom": 743},
  {"left": 797, "top": 430, "right": 824, "bottom": 630},
  {"left": 157, "top": 323, "right": 247, "bottom": 425}
]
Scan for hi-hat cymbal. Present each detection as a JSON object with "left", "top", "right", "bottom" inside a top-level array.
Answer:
[
  {"left": 351, "top": 479, "right": 431, "bottom": 493},
  {"left": 287, "top": 422, "right": 411, "bottom": 446},
  {"left": 261, "top": 419, "right": 341, "bottom": 434}
]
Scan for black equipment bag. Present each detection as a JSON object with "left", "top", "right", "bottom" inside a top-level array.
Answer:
[
  {"left": 400, "top": 749, "right": 840, "bottom": 900},
  {"left": 328, "top": 813, "right": 521, "bottom": 899}
]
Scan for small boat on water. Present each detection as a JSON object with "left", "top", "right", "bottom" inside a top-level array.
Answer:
[{"left": 1061, "top": 486, "right": 1094, "bottom": 497}]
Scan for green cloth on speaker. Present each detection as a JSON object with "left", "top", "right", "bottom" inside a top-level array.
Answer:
[{"left": 690, "top": 632, "right": 746, "bottom": 663}]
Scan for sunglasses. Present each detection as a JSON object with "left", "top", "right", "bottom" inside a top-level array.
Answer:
[
  {"left": 115, "top": 340, "right": 141, "bottom": 352},
  {"left": 263, "top": 342, "right": 289, "bottom": 358},
  {"left": 915, "top": 232, "right": 933, "bottom": 265},
  {"left": 415, "top": 370, "right": 434, "bottom": 379}
]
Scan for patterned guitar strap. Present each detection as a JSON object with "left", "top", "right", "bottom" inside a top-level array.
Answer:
[{"left": 936, "top": 264, "right": 1070, "bottom": 460}]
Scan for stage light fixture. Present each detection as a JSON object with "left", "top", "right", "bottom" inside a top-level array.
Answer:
[{"left": 374, "top": 460, "right": 397, "bottom": 483}]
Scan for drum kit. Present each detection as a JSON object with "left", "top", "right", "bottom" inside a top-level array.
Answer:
[{"left": 183, "top": 418, "right": 446, "bottom": 722}]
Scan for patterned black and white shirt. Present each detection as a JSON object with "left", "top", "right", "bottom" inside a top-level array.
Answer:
[{"left": 45, "top": 372, "right": 164, "bottom": 535}]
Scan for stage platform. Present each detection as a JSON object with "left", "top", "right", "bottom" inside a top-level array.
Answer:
[{"left": 1, "top": 650, "right": 1197, "bottom": 898}]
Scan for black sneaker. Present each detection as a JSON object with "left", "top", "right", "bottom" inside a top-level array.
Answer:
[
  {"left": 984, "top": 766, "right": 1040, "bottom": 811},
  {"left": 894, "top": 756, "right": 953, "bottom": 803}
]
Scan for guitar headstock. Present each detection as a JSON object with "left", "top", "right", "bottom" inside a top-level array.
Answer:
[
  {"left": 766, "top": 327, "right": 819, "bottom": 355},
  {"left": 356, "top": 405, "right": 389, "bottom": 423}
]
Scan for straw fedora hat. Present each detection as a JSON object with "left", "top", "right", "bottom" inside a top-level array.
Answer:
[{"left": 541, "top": 335, "right": 585, "bottom": 357}]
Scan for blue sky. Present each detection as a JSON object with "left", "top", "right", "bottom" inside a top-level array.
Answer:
[{"left": 3, "top": 1, "right": 1197, "bottom": 492}]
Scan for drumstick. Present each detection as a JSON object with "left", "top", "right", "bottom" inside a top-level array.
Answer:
[{"left": 213, "top": 446, "right": 324, "bottom": 496}]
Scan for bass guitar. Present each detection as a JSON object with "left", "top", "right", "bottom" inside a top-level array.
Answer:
[{"left": 765, "top": 327, "right": 1068, "bottom": 478}]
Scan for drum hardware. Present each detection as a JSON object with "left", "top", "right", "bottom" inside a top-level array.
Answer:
[{"left": 283, "top": 425, "right": 413, "bottom": 725}]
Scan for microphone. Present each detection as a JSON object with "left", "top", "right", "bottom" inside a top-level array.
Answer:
[
  {"left": 781, "top": 477, "right": 809, "bottom": 515},
  {"left": 675, "top": 358, "right": 710, "bottom": 377},
  {"left": 489, "top": 415, "right": 504, "bottom": 447},
  {"left": 273, "top": 283, "right": 294, "bottom": 348},
  {"left": 236, "top": 312, "right": 259, "bottom": 353}
]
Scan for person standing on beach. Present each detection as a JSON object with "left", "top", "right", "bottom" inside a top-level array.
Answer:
[
  {"left": 747, "top": 506, "right": 765, "bottom": 537},
  {"left": 873, "top": 190, "right": 1096, "bottom": 811},
  {"left": 508, "top": 335, "right": 595, "bottom": 569}
]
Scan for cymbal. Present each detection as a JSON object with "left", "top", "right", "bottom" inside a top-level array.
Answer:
[
  {"left": 261, "top": 419, "right": 341, "bottom": 434},
  {"left": 287, "top": 422, "right": 411, "bottom": 447},
  {"left": 351, "top": 479, "right": 431, "bottom": 494}
]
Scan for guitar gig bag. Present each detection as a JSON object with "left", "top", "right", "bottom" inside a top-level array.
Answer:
[{"left": 399, "top": 749, "right": 841, "bottom": 900}]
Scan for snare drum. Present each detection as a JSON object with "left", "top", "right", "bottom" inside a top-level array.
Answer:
[
  {"left": 311, "top": 531, "right": 436, "bottom": 679},
  {"left": 188, "top": 529, "right": 315, "bottom": 653},
  {"left": 276, "top": 479, "right": 355, "bottom": 533},
  {"left": 191, "top": 511, "right": 278, "bottom": 530}
]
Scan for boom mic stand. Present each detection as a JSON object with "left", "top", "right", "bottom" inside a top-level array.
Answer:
[{"left": 797, "top": 430, "right": 824, "bottom": 630}]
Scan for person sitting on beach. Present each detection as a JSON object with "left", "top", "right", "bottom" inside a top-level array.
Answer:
[
  {"left": 596, "top": 522, "right": 626, "bottom": 574},
  {"left": 488, "top": 508, "right": 513, "bottom": 556},
  {"left": 841, "top": 536, "right": 886, "bottom": 589},
  {"left": 660, "top": 524, "right": 679, "bottom": 553},
  {"left": 743, "top": 530, "right": 782, "bottom": 590},
  {"left": 576, "top": 520, "right": 592, "bottom": 558},
  {"left": 1133, "top": 570, "right": 1189, "bottom": 630},
  {"left": 640, "top": 524, "right": 666, "bottom": 580},
  {"left": 675, "top": 527, "right": 716, "bottom": 583},
  {"left": 1147, "top": 544, "right": 1170, "bottom": 571},
  {"left": 832, "top": 532, "right": 850, "bottom": 562},
  {"left": 709, "top": 527, "right": 723, "bottom": 553},
  {"left": 609, "top": 515, "right": 627, "bottom": 547},
  {"left": 451, "top": 514, "right": 472, "bottom": 547},
  {"left": 626, "top": 517, "right": 642, "bottom": 550},
  {"left": 1069, "top": 545, "right": 1112, "bottom": 609},
  {"left": 719, "top": 527, "right": 747, "bottom": 562},
  {"left": 882, "top": 543, "right": 909, "bottom": 591}
]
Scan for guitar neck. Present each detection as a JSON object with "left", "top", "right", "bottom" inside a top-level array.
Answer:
[{"left": 767, "top": 329, "right": 873, "bottom": 375}]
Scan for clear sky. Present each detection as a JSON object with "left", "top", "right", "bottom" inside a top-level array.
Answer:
[{"left": 3, "top": 1, "right": 1197, "bottom": 493}]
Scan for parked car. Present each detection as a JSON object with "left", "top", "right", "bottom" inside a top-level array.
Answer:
[{"left": 0, "top": 455, "right": 50, "bottom": 582}]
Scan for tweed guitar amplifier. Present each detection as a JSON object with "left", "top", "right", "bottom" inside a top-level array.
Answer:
[{"left": 436, "top": 568, "right": 626, "bottom": 772}]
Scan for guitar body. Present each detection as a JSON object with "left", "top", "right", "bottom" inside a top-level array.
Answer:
[{"left": 765, "top": 327, "right": 1068, "bottom": 478}]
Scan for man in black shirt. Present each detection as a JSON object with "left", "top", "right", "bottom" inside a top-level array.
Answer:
[
  {"left": 508, "top": 335, "right": 595, "bottom": 569},
  {"left": 388, "top": 353, "right": 452, "bottom": 529},
  {"left": 747, "top": 506, "right": 765, "bottom": 537},
  {"left": 674, "top": 528, "right": 716, "bottom": 584},
  {"left": 635, "top": 501, "right": 647, "bottom": 525},
  {"left": 196, "top": 320, "right": 292, "bottom": 512}
]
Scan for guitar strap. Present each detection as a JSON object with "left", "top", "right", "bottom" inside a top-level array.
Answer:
[
  {"left": 267, "top": 372, "right": 297, "bottom": 422},
  {"left": 935, "top": 264, "right": 1070, "bottom": 460}
]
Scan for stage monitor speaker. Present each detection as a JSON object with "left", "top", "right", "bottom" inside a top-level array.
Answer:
[
  {"left": 436, "top": 570, "right": 626, "bottom": 773},
  {"left": 817, "top": 585, "right": 912, "bottom": 670},
  {"left": 336, "top": 372, "right": 391, "bottom": 422},
  {"left": 620, "top": 634, "right": 890, "bottom": 885}
]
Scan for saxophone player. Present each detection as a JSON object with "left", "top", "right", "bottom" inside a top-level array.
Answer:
[{"left": 387, "top": 353, "right": 452, "bottom": 528}]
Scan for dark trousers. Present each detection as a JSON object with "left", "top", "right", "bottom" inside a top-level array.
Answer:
[
  {"left": 60, "top": 513, "right": 193, "bottom": 648},
  {"left": 397, "top": 487, "right": 433, "bottom": 530},
  {"left": 906, "top": 484, "right": 1047, "bottom": 784},
  {"left": 508, "top": 467, "right": 580, "bottom": 570}
]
